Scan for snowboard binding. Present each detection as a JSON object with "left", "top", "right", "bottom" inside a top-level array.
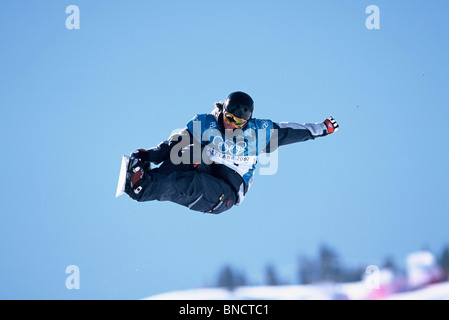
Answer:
[
  {"left": 116, "top": 155, "right": 152, "bottom": 198},
  {"left": 126, "top": 156, "right": 148, "bottom": 195}
]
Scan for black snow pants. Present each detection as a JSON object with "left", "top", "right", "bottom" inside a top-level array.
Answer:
[{"left": 125, "top": 163, "right": 238, "bottom": 214}]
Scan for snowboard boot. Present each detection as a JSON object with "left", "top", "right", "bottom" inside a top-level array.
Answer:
[{"left": 125, "top": 156, "right": 149, "bottom": 197}]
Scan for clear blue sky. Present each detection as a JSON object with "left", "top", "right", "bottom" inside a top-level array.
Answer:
[{"left": 1, "top": 1, "right": 448, "bottom": 299}]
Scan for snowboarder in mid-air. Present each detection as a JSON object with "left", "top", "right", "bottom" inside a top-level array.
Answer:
[{"left": 116, "top": 91, "right": 339, "bottom": 214}]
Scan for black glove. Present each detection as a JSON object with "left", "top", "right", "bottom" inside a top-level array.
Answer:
[{"left": 130, "top": 149, "right": 150, "bottom": 162}]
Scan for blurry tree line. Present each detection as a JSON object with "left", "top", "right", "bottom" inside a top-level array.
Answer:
[{"left": 215, "top": 244, "right": 449, "bottom": 290}]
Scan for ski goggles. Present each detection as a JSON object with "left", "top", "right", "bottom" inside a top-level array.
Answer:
[{"left": 223, "top": 111, "right": 248, "bottom": 127}]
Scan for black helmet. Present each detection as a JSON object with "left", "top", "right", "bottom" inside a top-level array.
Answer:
[{"left": 223, "top": 91, "right": 254, "bottom": 120}]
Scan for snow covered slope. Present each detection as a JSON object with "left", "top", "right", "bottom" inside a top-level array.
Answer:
[{"left": 145, "top": 281, "right": 449, "bottom": 300}]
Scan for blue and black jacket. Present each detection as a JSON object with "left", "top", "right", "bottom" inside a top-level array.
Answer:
[{"left": 145, "top": 105, "right": 329, "bottom": 204}]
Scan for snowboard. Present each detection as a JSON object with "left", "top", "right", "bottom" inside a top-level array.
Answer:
[{"left": 115, "top": 155, "right": 130, "bottom": 198}]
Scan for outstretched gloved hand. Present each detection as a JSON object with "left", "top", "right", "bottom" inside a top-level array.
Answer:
[{"left": 324, "top": 116, "right": 339, "bottom": 134}]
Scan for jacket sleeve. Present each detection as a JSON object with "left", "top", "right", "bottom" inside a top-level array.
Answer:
[
  {"left": 147, "top": 128, "right": 193, "bottom": 164},
  {"left": 264, "top": 121, "right": 328, "bottom": 153}
]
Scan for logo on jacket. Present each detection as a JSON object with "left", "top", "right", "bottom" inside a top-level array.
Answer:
[
  {"left": 260, "top": 120, "right": 269, "bottom": 129},
  {"left": 212, "top": 136, "right": 247, "bottom": 155}
]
